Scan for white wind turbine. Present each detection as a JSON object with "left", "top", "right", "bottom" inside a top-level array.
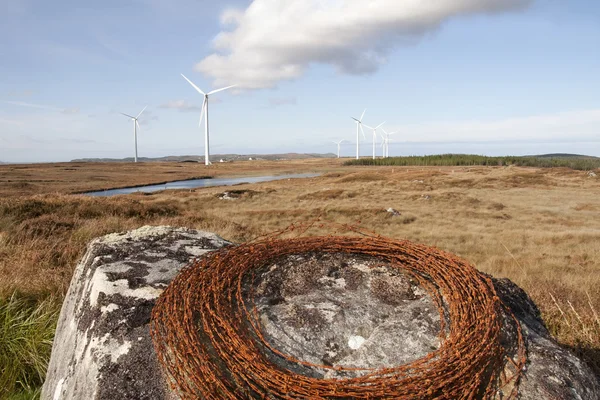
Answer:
[
  {"left": 351, "top": 109, "right": 367, "bottom": 159},
  {"left": 120, "top": 106, "right": 147, "bottom": 163},
  {"left": 181, "top": 74, "right": 236, "bottom": 166},
  {"left": 363, "top": 122, "right": 385, "bottom": 160},
  {"left": 332, "top": 140, "right": 348, "bottom": 158},
  {"left": 380, "top": 128, "right": 398, "bottom": 158}
]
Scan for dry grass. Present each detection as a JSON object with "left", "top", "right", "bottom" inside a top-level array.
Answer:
[
  {"left": 0, "top": 159, "right": 345, "bottom": 198},
  {"left": 1, "top": 160, "right": 599, "bottom": 390}
]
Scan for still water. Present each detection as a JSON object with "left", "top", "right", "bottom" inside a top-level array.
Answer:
[{"left": 85, "top": 173, "right": 320, "bottom": 197}]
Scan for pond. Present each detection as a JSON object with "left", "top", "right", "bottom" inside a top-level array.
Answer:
[{"left": 84, "top": 173, "right": 320, "bottom": 197}]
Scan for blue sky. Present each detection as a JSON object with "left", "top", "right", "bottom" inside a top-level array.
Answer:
[{"left": 1, "top": 0, "right": 599, "bottom": 162}]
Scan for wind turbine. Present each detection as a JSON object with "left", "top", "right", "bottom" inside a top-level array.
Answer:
[
  {"left": 181, "top": 74, "right": 236, "bottom": 166},
  {"left": 380, "top": 128, "right": 398, "bottom": 158},
  {"left": 120, "top": 106, "right": 147, "bottom": 163},
  {"left": 363, "top": 122, "right": 385, "bottom": 160},
  {"left": 351, "top": 109, "right": 367, "bottom": 159},
  {"left": 332, "top": 140, "right": 347, "bottom": 158}
]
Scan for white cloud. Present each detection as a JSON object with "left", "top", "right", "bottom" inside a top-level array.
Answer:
[
  {"left": 3, "top": 101, "right": 80, "bottom": 115},
  {"left": 0, "top": 111, "right": 98, "bottom": 151},
  {"left": 137, "top": 112, "right": 159, "bottom": 127},
  {"left": 7, "top": 90, "right": 34, "bottom": 98},
  {"left": 159, "top": 100, "right": 202, "bottom": 112},
  {"left": 389, "top": 109, "right": 600, "bottom": 143},
  {"left": 269, "top": 96, "right": 297, "bottom": 107},
  {"left": 3, "top": 101, "right": 63, "bottom": 112},
  {"left": 0, "top": 117, "right": 26, "bottom": 127},
  {"left": 196, "top": 0, "right": 531, "bottom": 89},
  {"left": 0, "top": 0, "right": 30, "bottom": 19}
]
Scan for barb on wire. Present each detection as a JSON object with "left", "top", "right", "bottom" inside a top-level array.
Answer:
[{"left": 150, "top": 224, "right": 526, "bottom": 399}]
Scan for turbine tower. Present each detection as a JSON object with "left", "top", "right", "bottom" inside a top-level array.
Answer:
[
  {"left": 351, "top": 109, "right": 367, "bottom": 159},
  {"left": 332, "top": 140, "right": 347, "bottom": 158},
  {"left": 181, "top": 74, "right": 236, "bottom": 166},
  {"left": 381, "top": 128, "right": 398, "bottom": 158},
  {"left": 120, "top": 106, "right": 147, "bottom": 163},
  {"left": 364, "top": 122, "right": 385, "bottom": 160}
]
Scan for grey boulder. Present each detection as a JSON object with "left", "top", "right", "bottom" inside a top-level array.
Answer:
[{"left": 41, "top": 226, "right": 230, "bottom": 400}]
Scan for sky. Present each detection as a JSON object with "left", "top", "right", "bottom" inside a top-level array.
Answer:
[{"left": 1, "top": 0, "right": 599, "bottom": 163}]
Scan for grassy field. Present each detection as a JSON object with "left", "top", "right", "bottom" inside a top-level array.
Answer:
[
  {"left": 1, "top": 159, "right": 599, "bottom": 396},
  {"left": 0, "top": 159, "right": 341, "bottom": 198}
]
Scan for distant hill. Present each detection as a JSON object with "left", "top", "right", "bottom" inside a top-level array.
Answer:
[
  {"left": 70, "top": 153, "right": 337, "bottom": 163},
  {"left": 529, "top": 153, "right": 600, "bottom": 159}
]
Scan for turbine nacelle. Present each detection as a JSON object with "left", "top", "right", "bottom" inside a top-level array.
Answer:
[
  {"left": 362, "top": 122, "right": 385, "bottom": 160},
  {"left": 352, "top": 109, "right": 367, "bottom": 160},
  {"left": 380, "top": 128, "right": 399, "bottom": 158},
  {"left": 119, "top": 106, "right": 147, "bottom": 163},
  {"left": 332, "top": 139, "right": 348, "bottom": 158},
  {"left": 181, "top": 74, "right": 236, "bottom": 166},
  {"left": 364, "top": 122, "right": 386, "bottom": 132}
]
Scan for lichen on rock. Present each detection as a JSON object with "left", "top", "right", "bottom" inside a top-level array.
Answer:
[
  {"left": 248, "top": 252, "right": 441, "bottom": 378},
  {"left": 41, "top": 226, "right": 230, "bottom": 400}
]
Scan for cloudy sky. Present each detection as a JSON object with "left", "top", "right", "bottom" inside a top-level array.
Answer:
[{"left": 1, "top": 0, "right": 599, "bottom": 162}]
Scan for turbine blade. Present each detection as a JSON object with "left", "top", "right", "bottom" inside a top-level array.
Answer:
[
  {"left": 381, "top": 127, "right": 388, "bottom": 135},
  {"left": 199, "top": 98, "right": 207, "bottom": 127},
  {"left": 136, "top": 120, "right": 140, "bottom": 130},
  {"left": 208, "top": 84, "right": 237, "bottom": 95},
  {"left": 120, "top": 112, "right": 135, "bottom": 119},
  {"left": 376, "top": 122, "right": 386, "bottom": 129},
  {"left": 181, "top": 74, "right": 206, "bottom": 95},
  {"left": 360, "top": 109, "right": 366, "bottom": 121},
  {"left": 351, "top": 117, "right": 360, "bottom": 122},
  {"left": 363, "top": 124, "right": 374, "bottom": 130},
  {"left": 360, "top": 124, "right": 366, "bottom": 139},
  {"left": 136, "top": 105, "right": 147, "bottom": 119}
]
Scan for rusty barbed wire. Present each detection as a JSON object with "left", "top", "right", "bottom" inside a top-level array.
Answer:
[{"left": 150, "top": 224, "right": 526, "bottom": 399}]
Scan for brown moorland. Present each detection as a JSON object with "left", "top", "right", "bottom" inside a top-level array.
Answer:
[
  {"left": 0, "top": 159, "right": 342, "bottom": 197},
  {"left": 0, "top": 159, "right": 598, "bottom": 394}
]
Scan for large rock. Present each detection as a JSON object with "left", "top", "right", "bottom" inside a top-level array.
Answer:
[
  {"left": 492, "top": 278, "right": 600, "bottom": 399},
  {"left": 44, "top": 228, "right": 599, "bottom": 399},
  {"left": 248, "top": 253, "right": 600, "bottom": 398},
  {"left": 250, "top": 253, "right": 441, "bottom": 379},
  {"left": 41, "top": 226, "right": 230, "bottom": 400}
]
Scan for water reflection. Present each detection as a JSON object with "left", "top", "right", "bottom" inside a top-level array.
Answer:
[{"left": 85, "top": 173, "right": 320, "bottom": 197}]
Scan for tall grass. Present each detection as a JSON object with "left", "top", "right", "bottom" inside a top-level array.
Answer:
[
  {"left": 345, "top": 154, "right": 600, "bottom": 170},
  {"left": 0, "top": 295, "right": 59, "bottom": 398},
  {"left": 0, "top": 193, "right": 262, "bottom": 398},
  {"left": 5, "top": 388, "right": 42, "bottom": 400},
  {"left": 545, "top": 292, "right": 600, "bottom": 374}
]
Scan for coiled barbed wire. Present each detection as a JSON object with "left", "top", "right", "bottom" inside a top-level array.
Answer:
[{"left": 150, "top": 224, "right": 526, "bottom": 399}]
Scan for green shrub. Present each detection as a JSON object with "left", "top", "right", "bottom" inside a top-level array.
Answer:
[
  {"left": 6, "top": 387, "right": 41, "bottom": 400},
  {"left": 344, "top": 154, "right": 600, "bottom": 170},
  {"left": 0, "top": 295, "right": 59, "bottom": 398}
]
